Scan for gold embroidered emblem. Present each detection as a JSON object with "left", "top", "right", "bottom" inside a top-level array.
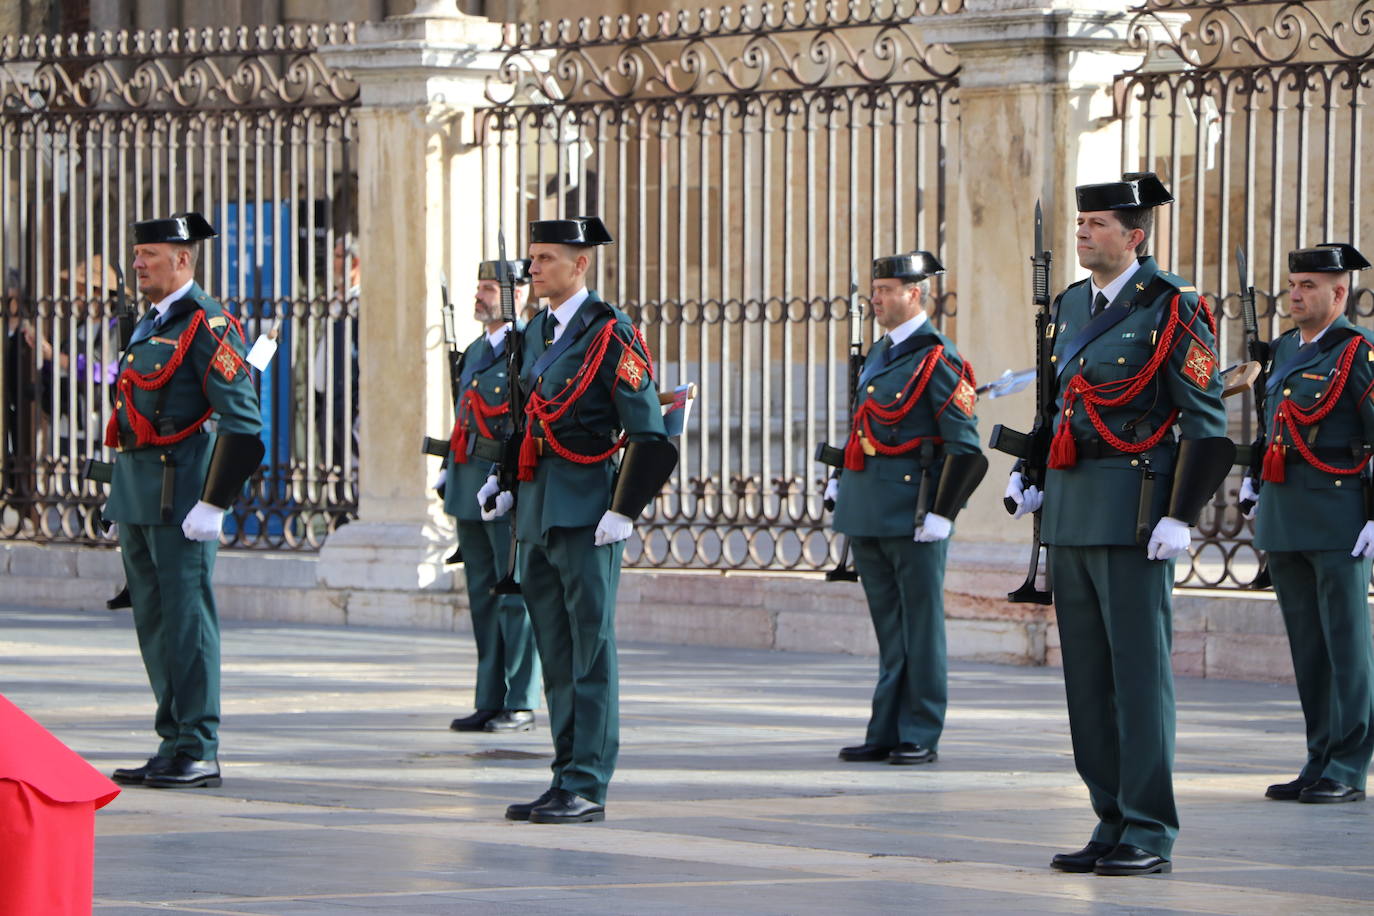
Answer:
[
  {"left": 952, "top": 379, "right": 976, "bottom": 417},
  {"left": 207, "top": 315, "right": 227, "bottom": 329},
  {"left": 212, "top": 340, "right": 242, "bottom": 381},
  {"left": 616, "top": 350, "right": 647, "bottom": 389},
  {"left": 1135, "top": 282, "right": 1145, "bottom": 291},
  {"left": 1181, "top": 341, "right": 1215, "bottom": 389}
]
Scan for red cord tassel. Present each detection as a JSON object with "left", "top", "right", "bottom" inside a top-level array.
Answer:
[
  {"left": 843, "top": 432, "right": 866, "bottom": 471},
  {"left": 449, "top": 424, "right": 469, "bottom": 464},
  {"left": 103, "top": 412, "right": 119, "bottom": 448},
  {"left": 517, "top": 429, "right": 539, "bottom": 482},
  {"left": 1261, "top": 442, "right": 1286, "bottom": 484},
  {"left": 1047, "top": 421, "right": 1078, "bottom": 470}
]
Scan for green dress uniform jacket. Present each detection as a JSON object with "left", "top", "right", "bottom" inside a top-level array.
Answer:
[
  {"left": 443, "top": 328, "right": 540, "bottom": 713},
  {"left": 1253, "top": 316, "right": 1374, "bottom": 791},
  {"left": 104, "top": 282, "right": 262, "bottom": 761},
  {"left": 1040, "top": 257, "right": 1227, "bottom": 859},
  {"left": 513, "top": 290, "right": 666, "bottom": 805},
  {"left": 832, "top": 322, "right": 981, "bottom": 751}
]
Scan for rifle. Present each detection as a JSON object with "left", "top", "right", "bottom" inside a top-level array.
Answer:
[
  {"left": 440, "top": 271, "right": 462, "bottom": 413},
  {"left": 1235, "top": 246, "right": 1268, "bottom": 514},
  {"left": 113, "top": 263, "right": 136, "bottom": 350},
  {"left": 988, "top": 200, "right": 1054, "bottom": 605},
  {"left": 822, "top": 276, "right": 862, "bottom": 582},
  {"left": 489, "top": 231, "right": 525, "bottom": 595}
]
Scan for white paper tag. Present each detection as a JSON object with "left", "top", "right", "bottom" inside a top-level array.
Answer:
[{"left": 246, "top": 334, "right": 278, "bottom": 371}]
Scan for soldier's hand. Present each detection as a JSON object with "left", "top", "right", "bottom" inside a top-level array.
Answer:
[
  {"left": 594, "top": 510, "right": 634, "bottom": 546},
  {"left": 181, "top": 500, "right": 225, "bottom": 542},
  {"left": 913, "top": 512, "right": 952, "bottom": 543},
  {"left": 823, "top": 477, "right": 839, "bottom": 511},
  {"left": 476, "top": 474, "right": 509, "bottom": 519},
  {"left": 1146, "top": 516, "right": 1191, "bottom": 560},
  {"left": 433, "top": 468, "right": 447, "bottom": 500},
  {"left": 1238, "top": 476, "right": 1259, "bottom": 520},
  {"left": 1005, "top": 472, "right": 1042, "bottom": 519},
  {"left": 1351, "top": 521, "right": 1374, "bottom": 559}
]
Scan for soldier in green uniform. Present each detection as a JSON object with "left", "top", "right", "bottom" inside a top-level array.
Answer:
[
  {"left": 105, "top": 213, "right": 264, "bottom": 789},
  {"left": 1241, "top": 243, "right": 1374, "bottom": 805},
  {"left": 826, "top": 252, "right": 986, "bottom": 766},
  {"left": 484, "top": 216, "right": 676, "bottom": 824},
  {"left": 1006, "top": 174, "right": 1232, "bottom": 875},
  {"left": 441, "top": 260, "right": 541, "bottom": 734}
]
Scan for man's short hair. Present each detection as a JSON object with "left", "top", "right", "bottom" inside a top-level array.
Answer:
[
  {"left": 175, "top": 242, "right": 200, "bottom": 269},
  {"left": 1113, "top": 207, "right": 1153, "bottom": 257}
]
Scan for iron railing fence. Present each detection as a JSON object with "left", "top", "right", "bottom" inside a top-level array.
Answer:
[
  {"left": 478, "top": 0, "right": 962, "bottom": 572},
  {"left": 0, "top": 24, "right": 361, "bottom": 550},
  {"left": 1117, "top": 0, "right": 1373, "bottom": 588}
]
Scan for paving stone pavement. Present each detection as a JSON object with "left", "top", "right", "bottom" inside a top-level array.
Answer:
[{"left": 1, "top": 605, "right": 1371, "bottom": 915}]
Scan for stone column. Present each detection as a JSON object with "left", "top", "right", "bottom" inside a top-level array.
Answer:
[
  {"left": 922, "top": 0, "right": 1166, "bottom": 543},
  {"left": 315, "top": 3, "right": 506, "bottom": 593}
]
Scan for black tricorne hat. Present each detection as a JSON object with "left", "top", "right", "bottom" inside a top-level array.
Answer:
[
  {"left": 1075, "top": 172, "right": 1174, "bottom": 212},
  {"left": 1288, "top": 243, "right": 1371, "bottom": 273},
  {"left": 528, "top": 216, "right": 613, "bottom": 247},
  {"left": 478, "top": 259, "right": 532, "bottom": 284},
  {"left": 132, "top": 212, "right": 217, "bottom": 244},
  {"left": 873, "top": 250, "right": 944, "bottom": 283}
]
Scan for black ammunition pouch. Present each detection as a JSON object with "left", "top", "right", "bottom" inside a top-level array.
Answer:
[
  {"left": 610, "top": 439, "right": 679, "bottom": 520},
  {"left": 1167, "top": 436, "right": 1238, "bottom": 526},
  {"left": 930, "top": 452, "right": 990, "bottom": 521},
  {"left": 200, "top": 432, "right": 266, "bottom": 510}
]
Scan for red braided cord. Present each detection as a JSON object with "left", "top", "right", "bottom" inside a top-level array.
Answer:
[
  {"left": 1271, "top": 335, "right": 1370, "bottom": 475},
  {"left": 104, "top": 312, "right": 216, "bottom": 448},
  {"left": 851, "top": 346, "right": 946, "bottom": 456},
  {"left": 1061, "top": 294, "right": 1211, "bottom": 454}
]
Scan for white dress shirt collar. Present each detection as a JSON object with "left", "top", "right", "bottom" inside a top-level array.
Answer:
[
  {"left": 549, "top": 287, "right": 590, "bottom": 342},
  {"left": 1089, "top": 260, "right": 1142, "bottom": 309},
  {"left": 151, "top": 278, "right": 195, "bottom": 317},
  {"left": 486, "top": 322, "right": 512, "bottom": 351},
  {"left": 886, "top": 310, "right": 929, "bottom": 346}
]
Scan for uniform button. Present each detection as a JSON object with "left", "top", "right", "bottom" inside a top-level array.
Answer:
[
  {"left": 1335, "top": 480, "right": 1343, "bottom": 487},
  {"left": 1117, "top": 357, "right": 1126, "bottom": 365},
  {"left": 1050, "top": 355, "right": 1058, "bottom": 363},
  {"left": 127, "top": 354, "right": 134, "bottom": 362},
  {"left": 493, "top": 386, "right": 501, "bottom": 393},
  {"left": 1079, "top": 357, "right": 1085, "bottom": 366},
  {"left": 116, "top": 400, "right": 123, "bottom": 408},
  {"left": 160, "top": 454, "right": 167, "bottom": 463},
  {"left": 471, "top": 380, "right": 478, "bottom": 387},
  {"left": 154, "top": 362, "right": 162, "bottom": 370},
  {"left": 903, "top": 474, "right": 911, "bottom": 482},
  {"left": 1130, "top": 459, "right": 1139, "bottom": 467},
  {"left": 867, "top": 385, "right": 875, "bottom": 393},
  {"left": 1283, "top": 387, "right": 1291, "bottom": 396}
]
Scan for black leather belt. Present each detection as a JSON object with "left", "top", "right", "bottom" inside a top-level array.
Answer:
[
  {"left": 1072, "top": 436, "right": 1176, "bottom": 460},
  {"left": 1284, "top": 444, "right": 1369, "bottom": 464}
]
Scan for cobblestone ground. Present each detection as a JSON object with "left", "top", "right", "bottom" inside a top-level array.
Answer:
[{"left": 2, "top": 606, "right": 1371, "bottom": 915}]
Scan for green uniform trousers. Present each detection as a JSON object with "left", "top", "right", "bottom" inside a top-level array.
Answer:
[
  {"left": 850, "top": 536, "right": 949, "bottom": 749},
  {"left": 519, "top": 525, "right": 622, "bottom": 805},
  {"left": 1267, "top": 550, "right": 1374, "bottom": 791},
  {"left": 120, "top": 522, "right": 221, "bottom": 760},
  {"left": 455, "top": 519, "right": 541, "bottom": 712},
  {"left": 1050, "top": 545, "right": 1177, "bottom": 858}
]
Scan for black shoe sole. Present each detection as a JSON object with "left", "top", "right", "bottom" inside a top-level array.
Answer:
[
  {"left": 145, "top": 777, "right": 222, "bottom": 789},
  {"left": 1265, "top": 790, "right": 1302, "bottom": 800},
  {"left": 485, "top": 723, "right": 535, "bottom": 733},
  {"left": 505, "top": 808, "right": 534, "bottom": 821},
  {"left": 1094, "top": 862, "right": 1171, "bottom": 876},
  {"left": 1050, "top": 860, "right": 1098, "bottom": 874},
  {"left": 528, "top": 810, "right": 605, "bottom": 824},
  {"left": 1299, "top": 791, "right": 1365, "bottom": 804},
  {"left": 110, "top": 775, "right": 148, "bottom": 786}
]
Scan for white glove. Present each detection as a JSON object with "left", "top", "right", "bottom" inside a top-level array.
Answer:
[
  {"left": 594, "top": 510, "right": 634, "bottom": 546},
  {"left": 913, "top": 512, "right": 952, "bottom": 543},
  {"left": 1352, "top": 521, "right": 1374, "bottom": 559},
  {"left": 1147, "top": 516, "right": 1191, "bottom": 560},
  {"left": 476, "top": 475, "right": 512, "bottom": 520},
  {"left": 1005, "top": 472, "right": 1042, "bottom": 519},
  {"left": 181, "top": 500, "right": 225, "bottom": 542},
  {"left": 1239, "top": 476, "right": 1260, "bottom": 520},
  {"left": 823, "top": 477, "right": 839, "bottom": 509},
  {"left": 433, "top": 468, "right": 448, "bottom": 491}
]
